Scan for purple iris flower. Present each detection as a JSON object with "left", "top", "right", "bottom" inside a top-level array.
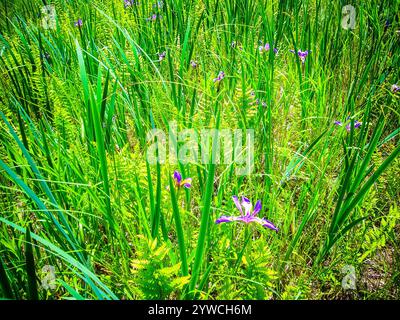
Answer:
[
  {"left": 190, "top": 60, "right": 198, "bottom": 68},
  {"left": 216, "top": 196, "right": 278, "bottom": 232},
  {"left": 334, "top": 119, "right": 362, "bottom": 132},
  {"left": 391, "top": 84, "right": 400, "bottom": 93},
  {"left": 290, "top": 49, "right": 309, "bottom": 64},
  {"left": 346, "top": 121, "right": 362, "bottom": 132},
  {"left": 124, "top": 0, "right": 135, "bottom": 8},
  {"left": 249, "top": 98, "right": 260, "bottom": 106},
  {"left": 74, "top": 19, "right": 83, "bottom": 28},
  {"left": 259, "top": 43, "right": 278, "bottom": 54},
  {"left": 158, "top": 51, "right": 166, "bottom": 61},
  {"left": 147, "top": 14, "right": 158, "bottom": 21},
  {"left": 173, "top": 170, "right": 192, "bottom": 188},
  {"left": 213, "top": 71, "right": 225, "bottom": 83},
  {"left": 249, "top": 91, "right": 266, "bottom": 107}
]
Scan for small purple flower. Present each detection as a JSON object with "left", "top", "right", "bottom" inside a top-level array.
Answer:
[
  {"left": 74, "top": 19, "right": 83, "bottom": 28},
  {"left": 249, "top": 91, "right": 266, "bottom": 107},
  {"left": 173, "top": 170, "right": 192, "bottom": 189},
  {"left": 215, "top": 196, "right": 278, "bottom": 232},
  {"left": 147, "top": 14, "right": 158, "bottom": 21},
  {"left": 213, "top": 71, "right": 225, "bottom": 83},
  {"left": 190, "top": 60, "right": 198, "bottom": 68},
  {"left": 249, "top": 98, "right": 260, "bottom": 106},
  {"left": 158, "top": 51, "right": 166, "bottom": 61},
  {"left": 248, "top": 97, "right": 258, "bottom": 106},
  {"left": 334, "top": 119, "right": 362, "bottom": 132},
  {"left": 391, "top": 84, "right": 400, "bottom": 93},
  {"left": 290, "top": 49, "right": 309, "bottom": 64},
  {"left": 298, "top": 50, "right": 309, "bottom": 63},
  {"left": 346, "top": 120, "right": 362, "bottom": 132},
  {"left": 124, "top": 0, "right": 136, "bottom": 8},
  {"left": 259, "top": 43, "right": 278, "bottom": 54}
]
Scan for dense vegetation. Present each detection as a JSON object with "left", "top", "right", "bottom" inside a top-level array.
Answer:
[{"left": 0, "top": 0, "right": 399, "bottom": 300}]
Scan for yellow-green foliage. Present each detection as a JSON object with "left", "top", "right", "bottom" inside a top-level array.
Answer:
[
  {"left": 130, "top": 237, "right": 190, "bottom": 299},
  {"left": 359, "top": 204, "right": 400, "bottom": 263}
]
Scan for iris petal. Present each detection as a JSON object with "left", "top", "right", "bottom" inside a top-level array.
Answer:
[
  {"left": 241, "top": 196, "right": 252, "bottom": 216},
  {"left": 216, "top": 197, "right": 278, "bottom": 232},
  {"left": 215, "top": 216, "right": 235, "bottom": 224},
  {"left": 236, "top": 216, "right": 251, "bottom": 224},
  {"left": 232, "top": 195, "right": 243, "bottom": 214},
  {"left": 173, "top": 170, "right": 182, "bottom": 184},
  {"left": 181, "top": 178, "right": 192, "bottom": 188},
  {"left": 252, "top": 200, "right": 262, "bottom": 216},
  {"left": 262, "top": 218, "right": 279, "bottom": 232}
]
